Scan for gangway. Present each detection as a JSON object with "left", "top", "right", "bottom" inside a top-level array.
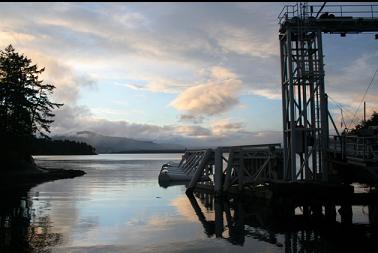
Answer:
[{"left": 158, "top": 149, "right": 212, "bottom": 183}]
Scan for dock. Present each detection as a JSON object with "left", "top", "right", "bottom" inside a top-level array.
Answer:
[{"left": 158, "top": 3, "right": 378, "bottom": 224}]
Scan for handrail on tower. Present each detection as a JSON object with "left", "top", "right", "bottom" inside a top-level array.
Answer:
[{"left": 279, "top": 4, "right": 378, "bottom": 24}]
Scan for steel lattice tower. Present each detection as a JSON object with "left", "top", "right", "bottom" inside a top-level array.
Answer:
[
  {"left": 279, "top": 3, "right": 378, "bottom": 182},
  {"left": 280, "top": 23, "right": 328, "bottom": 181}
]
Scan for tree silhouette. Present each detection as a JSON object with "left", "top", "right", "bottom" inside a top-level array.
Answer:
[
  {"left": 31, "top": 138, "right": 96, "bottom": 155},
  {"left": 360, "top": 111, "right": 378, "bottom": 128},
  {"left": 349, "top": 111, "right": 378, "bottom": 135},
  {"left": 0, "top": 45, "right": 62, "bottom": 169}
]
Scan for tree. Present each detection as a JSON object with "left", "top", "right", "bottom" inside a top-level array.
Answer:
[
  {"left": 31, "top": 138, "right": 96, "bottom": 155},
  {"left": 361, "top": 111, "right": 378, "bottom": 128},
  {"left": 0, "top": 45, "right": 63, "bottom": 169},
  {"left": 349, "top": 111, "right": 378, "bottom": 136}
]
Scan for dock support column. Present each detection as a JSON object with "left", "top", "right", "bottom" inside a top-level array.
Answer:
[
  {"left": 214, "top": 197, "right": 224, "bottom": 238},
  {"left": 325, "top": 204, "right": 336, "bottom": 222},
  {"left": 214, "top": 148, "right": 223, "bottom": 196},
  {"left": 303, "top": 205, "right": 310, "bottom": 217},
  {"left": 339, "top": 204, "right": 352, "bottom": 224},
  {"left": 369, "top": 204, "right": 378, "bottom": 226},
  {"left": 238, "top": 151, "right": 245, "bottom": 191}
]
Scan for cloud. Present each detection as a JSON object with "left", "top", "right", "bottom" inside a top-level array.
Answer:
[
  {"left": 127, "top": 78, "right": 191, "bottom": 94},
  {"left": 326, "top": 53, "right": 378, "bottom": 128},
  {"left": 43, "top": 60, "right": 96, "bottom": 104},
  {"left": 210, "top": 119, "right": 244, "bottom": 137},
  {"left": 0, "top": 46, "right": 97, "bottom": 105},
  {"left": 2, "top": 2, "right": 374, "bottom": 146},
  {"left": 0, "top": 3, "right": 283, "bottom": 104},
  {"left": 19, "top": 50, "right": 97, "bottom": 136},
  {"left": 173, "top": 125, "right": 212, "bottom": 138},
  {"left": 0, "top": 31, "right": 36, "bottom": 43},
  {"left": 171, "top": 66, "right": 243, "bottom": 118},
  {"left": 208, "top": 25, "right": 278, "bottom": 58},
  {"left": 37, "top": 3, "right": 148, "bottom": 36},
  {"left": 51, "top": 113, "right": 213, "bottom": 141},
  {"left": 179, "top": 114, "right": 204, "bottom": 124},
  {"left": 327, "top": 53, "right": 378, "bottom": 97},
  {"left": 0, "top": 45, "right": 98, "bottom": 137},
  {"left": 248, "top": 88, "right": 281, "bottom": 100},
  {"left": 51, "top": 105, "right": 93, "bottom": 134},
  {"left": 50, "top": 108, "right": 282, "bottom": 147}
]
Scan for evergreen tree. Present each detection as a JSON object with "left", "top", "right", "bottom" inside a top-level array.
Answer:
[
  {"left": 361, "top": 111, "right": 378, "bottom": 128},
  {"left": 31, "top": 138, "right": 96, "bottom": 155},
  {"left": 0, "top": 45, "right": 62, "bottom": 169},
  {"left": 349, "top": 111, "right": 378, "bottom": 135}
]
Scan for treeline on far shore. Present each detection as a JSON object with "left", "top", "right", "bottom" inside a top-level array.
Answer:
[
  {"left": 111, "top": 149, "right": 187, "bottom": 154},
  {"left": 32, "top": 138, "right": 97, "bottom": 155}
]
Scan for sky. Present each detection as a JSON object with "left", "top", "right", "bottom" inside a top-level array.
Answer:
[{"left": 0, "top": 2, "right": 377, "bottom": 147}]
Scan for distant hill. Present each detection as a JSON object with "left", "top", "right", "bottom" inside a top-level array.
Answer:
[{"left": 53, "top": 131, "right": 185, "bottom": 153}]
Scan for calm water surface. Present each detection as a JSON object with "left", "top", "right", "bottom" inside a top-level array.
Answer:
[{"left": 1, "top": 154, "right": 377, "bottom": 253}]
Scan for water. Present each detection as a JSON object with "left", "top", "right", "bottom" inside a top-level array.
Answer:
[{"left": 1, "top": 154, "right": 377, "bottom": 253}]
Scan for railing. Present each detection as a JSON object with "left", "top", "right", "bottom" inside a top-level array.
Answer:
[
  {"left": 184, "top": 143, "right": 283, "bottom": 193},
  {"left": 278, "top": 4, "right": 299, "bottom": 24},
  {"left": 329, "top": 135, "right": 378, "bottom": 162},
  {"left": 278, "top": 4, "right": 378, "bottom": 24},
  {"left": 219, "top": 143, "right": 281, "bottom": 153}
]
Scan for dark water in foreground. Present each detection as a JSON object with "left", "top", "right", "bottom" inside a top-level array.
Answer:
[{"left": 1, "top": 154, "right": 377, "bottom": 253}]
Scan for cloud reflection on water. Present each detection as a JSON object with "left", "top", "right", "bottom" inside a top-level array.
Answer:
[{"left": 3, "top": 154, "right": 376, "bottom": 253}]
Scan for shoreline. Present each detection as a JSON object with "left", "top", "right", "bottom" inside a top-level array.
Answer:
[
  {"left": 33, "top": 151, "right": 186, "bottom": 156},
  {"left": 1, "top": 166, "right": 86, "bottom": 192}
]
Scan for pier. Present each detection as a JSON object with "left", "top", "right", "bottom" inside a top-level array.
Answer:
[{"left": 159, "top": 3, "right": 378, "bottom": 214}]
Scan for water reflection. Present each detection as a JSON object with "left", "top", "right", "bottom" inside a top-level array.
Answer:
[
  {"left": 186, "top": 191, "right": 378, "bottom": 252},
  {"left": 2, "top": 154, "right": 377, "bottom": 253},
  {"left": 0, "top": 190, "right": 63, "bottom": 253}
]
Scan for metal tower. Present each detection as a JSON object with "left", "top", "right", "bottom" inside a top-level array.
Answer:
[{"left": 278, "top": 3, "right": 378, "bottom": 182}]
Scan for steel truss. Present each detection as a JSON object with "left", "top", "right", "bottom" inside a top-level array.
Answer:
[{"left": 279, "top": 3, "right": 378, "bottom": 182}]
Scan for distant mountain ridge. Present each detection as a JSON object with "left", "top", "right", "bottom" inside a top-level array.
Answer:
[{"left": 53, "top": 131, "right": 184, "bottom": 153}]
